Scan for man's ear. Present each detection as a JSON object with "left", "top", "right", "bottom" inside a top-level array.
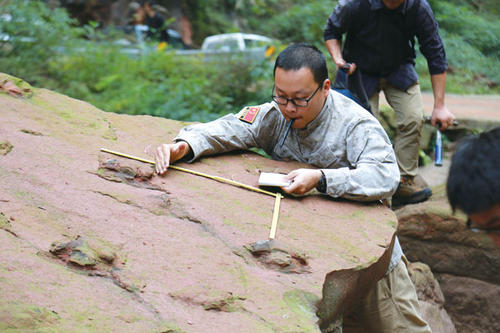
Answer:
[{"left": 322, "top": 79, "right": 331, "bottom": 97}]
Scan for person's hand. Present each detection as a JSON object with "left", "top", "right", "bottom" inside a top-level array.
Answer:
[
  {"left": 144, "top": 141, "right": 191, "bottom": 175},
  {"left": 431, "top": 105, "right": 455, "bottom": 130},
  {"left": 343, "top": 62, "right": 357, "bottom": 76},
  {"left": 282, "top": 169, "right": 323, "bottom": 195},
  {"left": 335, "top": 60, "right": 357, "bottom": 76},
  {"left": 326, "top": 39, "right": 356, "bottom": 75}
]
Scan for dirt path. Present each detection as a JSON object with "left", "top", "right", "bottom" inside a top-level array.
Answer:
[
  {"left": 381, "top": 93, "right": 500, "bottom": 121},
  {"left": 381, "top": 93, "right": 500, "bottom": 188}
]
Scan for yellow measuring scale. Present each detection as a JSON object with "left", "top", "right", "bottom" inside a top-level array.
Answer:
[{"left": 101, "top": 148, "right": 282, "bottom": 240}]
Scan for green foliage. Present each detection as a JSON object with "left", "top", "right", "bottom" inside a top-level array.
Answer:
[
  {"left": 431, "top": 1, "right": 500, "bottom": 58},
  {"left": 416, "top": 31, "right": 500, "bottom": 94},
  {"left": 47, "top": 44, "right": 274, "bottom": 121},
  {"left": 420, "top": 1, "right": 500, "bottom": 92},
  {"left": 0, "top": 0, "right": 81, "bottom": 84},
  {"left": 1, "top": 0, "right": 500, "bottom": 125},
  {"left": 430, "top": 0, "right": 500, "bottom": 16},
  {"left": 187, "top": 0, "right": 500, "bottom": 94},
  {"left": 240, "top": 0, "right": 333, "bottom": 46},
  {"left": 182, "top": 0, "right": 238, "bottom": 45}
]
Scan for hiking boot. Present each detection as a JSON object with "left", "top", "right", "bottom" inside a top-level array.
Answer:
[
  {"left": 414, "top": 174, "right": 429, "bottom": 188},
  {"left": 392, "top": 176, "right": 432, "bottom": 206}
]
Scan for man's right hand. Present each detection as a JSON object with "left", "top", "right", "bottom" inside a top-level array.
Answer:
[
  {"left": 325, "top": 39, "right": 357, "bottom": 75},
  {"left": 145, "top": 141, "right": 191, "bottom": 175},
  {"left": 339, "top": 62, "right": 357, "bottom": 75}
]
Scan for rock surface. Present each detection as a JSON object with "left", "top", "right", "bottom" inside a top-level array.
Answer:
[
  {"left": 0, "top": 74, "right": 397, "bottom": 332},
  {"left": 407, "top": 262, "right": 456, "bottom": 333},
  {"left": 397, "top": 186, "right": 500, "bottom": 284},
  {"left": 436, "top": 274, "right": 500, "bottom": 333},
  {"left": 397, "top": 182, "right": 500, "bottom": 332}
]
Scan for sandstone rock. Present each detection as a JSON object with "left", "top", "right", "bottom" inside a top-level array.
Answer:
[
  {"left": 20, "top": 129, "right": 44, "bottom": 136},
  {"left": 0, "top": 73, "right": 397, "bottom": 332},
  {"left": 137, "top": 164, "right": 155, "bottom": 179},
  {"left": 437, "top": 274, "right": 500, "bottom": 333},
  {"left": 170, "top": 287, "right": 246, "bottom": 313},
  {"left": 407, "top": 262, "right": 457, "bottom": 333},
  {"left": 0, "top": 212, "right": 11, "bottom": 231},
  {"left": 50, "top": 236, "right": 116, "bottom": 269},
  {"left": 0, "top": 303, "right": 60, "bottom": 331},
  {"left": 0, "top": 140, "right": 13, "bottom": 155},
  {"left": 396, "top": 183, "right": 500, "bottom": 333},
  {"left": 419, "top": 301, "right": 457, "bottom": 333},
  {"left": 397, "top": 189, "right": 500, "bottom": 284},
  {"left": 245, "top": 239, "right": 310, "bottom": 273},
  {"left": 0, "top": 73, "right": 33, "bottom": 98},
  {"left": 408, "top": 262, "right": 445, "bottom": 306}
]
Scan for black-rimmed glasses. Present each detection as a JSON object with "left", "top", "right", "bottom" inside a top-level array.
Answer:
[
  {"left": 272, "top": 84, "right": 322, "bottom": 108},
  {"left": 466, "top": 217, "right": 500, "bottom": 234}
]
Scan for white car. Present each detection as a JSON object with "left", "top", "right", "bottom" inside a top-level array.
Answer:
[
  {"left": 177, "top": 32, "right": 276, "bottom": 61},
  {"left": 201, "top": 33, "right": 273, "bottom": 53}
]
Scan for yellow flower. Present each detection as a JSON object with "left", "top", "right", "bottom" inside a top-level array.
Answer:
[
  {"left": 157, "top": 42, "right": 167, "bottom": 52},
  {"left": 265, "top": 45, "right": 276, "bottom": 58}
]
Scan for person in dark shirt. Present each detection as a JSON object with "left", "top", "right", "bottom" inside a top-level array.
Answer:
[
  {"left": 324, "top": 0, "right": 456, "bottom": 206},
  {"left": 138, "top": 0, "right": 169, "bottom": 42}
]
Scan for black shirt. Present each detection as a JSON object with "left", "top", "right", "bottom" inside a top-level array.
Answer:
[
  {"left": 324, "top": 0, "right": 447, "bottom": 96},
  {"left": 145, "top": 13, "right": 169, "bottom": 42}
]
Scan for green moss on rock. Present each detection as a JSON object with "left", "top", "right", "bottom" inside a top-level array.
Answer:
[
  {"left": 283, "top": 289, "right": 320, "bottom": 322},
  {"left": 0, "top": 302, "right": 60, "bottom": 331},
  {"left": 0, "top": 212, "right": 11, "bottom": 231},
  {"left": 156, "top": 322, "right": 187, "bottom": 333}
]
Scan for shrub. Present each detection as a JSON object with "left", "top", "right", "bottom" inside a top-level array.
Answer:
[
  {"left": 430, "top": 1, "right": 500, "bottom": 58},
  {"left": 48, "top": 43, "right": 275, "bottom": 121},
  {"left": 0, "top": 0, "right": 80, "bottom": 84}
]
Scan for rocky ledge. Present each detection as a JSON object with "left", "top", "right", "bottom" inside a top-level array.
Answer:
[{"left": 0, "top": 73, "right": 398, "bottom": 332}]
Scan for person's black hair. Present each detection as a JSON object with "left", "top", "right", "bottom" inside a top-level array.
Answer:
[
  {"left": 447, "top": 127, "right": 500, "bottom": 215},
  {"left": 138, "top": 0, "right": 157, "bottom": 7},
  {"left": 273, "top": 43, "right": 328, "bottom": 85}
]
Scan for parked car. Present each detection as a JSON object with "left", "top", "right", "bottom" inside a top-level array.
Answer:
[
  {"left": 202, "top": 33, "right": 272, "bottom": 52},
  {"left": 177, "top": 33, "right": 276, "bottom": 61}
]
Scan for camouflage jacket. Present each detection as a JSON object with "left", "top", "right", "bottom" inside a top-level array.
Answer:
[{"left": 175, "top": 89, "right": 399, "bottom": 202}]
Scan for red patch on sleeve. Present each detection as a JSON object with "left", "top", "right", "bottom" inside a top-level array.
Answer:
[{"left": 239, "top": 106, "right": 260, "bottom": 124}]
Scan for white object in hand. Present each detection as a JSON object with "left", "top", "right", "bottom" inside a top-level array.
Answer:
[{"left": 258, "top": 172, "right": 291, "bottom": 187}]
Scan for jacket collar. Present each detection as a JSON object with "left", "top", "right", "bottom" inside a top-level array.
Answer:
[{"left": 296, "top": 90, "right": 333, "bottom": 136}]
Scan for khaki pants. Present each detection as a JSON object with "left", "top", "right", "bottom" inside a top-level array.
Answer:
[
  {"left": 369, "top": 80, "right": 424, "bottom": 177},
  {"left": 343, "top": 258, "right": 431, "bottom": 333}
]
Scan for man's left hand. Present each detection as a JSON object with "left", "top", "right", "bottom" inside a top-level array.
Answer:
[
  {"left": 282, "top": 169, "right": 323, "bottom": 195},
  {"left": 431, "top": 105, "right": 456, "bottom": 130}
]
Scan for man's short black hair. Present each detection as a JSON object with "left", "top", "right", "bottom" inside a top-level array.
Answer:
[
  {"left": 138, "top": 0, "right": 157, "bottom": 7},
  {"left": 273, "top": 43, "right": 328, "bottom": 85},
  {"left": 447, "top": 127, "right": 500, "bottom": 215}
]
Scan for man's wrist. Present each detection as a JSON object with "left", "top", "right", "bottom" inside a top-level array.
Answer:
[
  {"left": 316, "top": 170, "right": 327, "bottom": 193},
  {"left": 175, "top": 140, "right": 194, "bottom": 161}
]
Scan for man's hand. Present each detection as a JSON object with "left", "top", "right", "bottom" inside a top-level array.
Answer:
[
  {"left": 341, "top": 62, "right": 357, "bottom": 76},
  {"left": 431, "top": 105, "right": 455, "bottom": 130},
  {"left": 145, "top": 141, "right": 191, "bottom": 175},
  {"left": 430, "top": 72, "right": 455, "bottom": 130},
  {"left": 325, "top": 39, "right": 357, "bottom": 75},
  {"left": 282, "top": 169, "right": 323, "bottom": 195}
]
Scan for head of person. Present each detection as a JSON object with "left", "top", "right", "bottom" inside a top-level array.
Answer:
[
  {"left": 130, "top": 2, "right": 145, "bottom": 24},
  {"left": 447, "top": 127, "right": 500, "bottom": 232},
  {"left": 273, "top": 43, "right": 330, "bottom": 129},
  {"left": 382, "top": 0, "right": 405, "bottom": 10},
  {"left": 139, "top": 0, "right": 156, "bottom": 16}
]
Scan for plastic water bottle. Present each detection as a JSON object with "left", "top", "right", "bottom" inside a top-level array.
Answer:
[{"left": 435, "top": 129, "right": 443, "bottom": 166}]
